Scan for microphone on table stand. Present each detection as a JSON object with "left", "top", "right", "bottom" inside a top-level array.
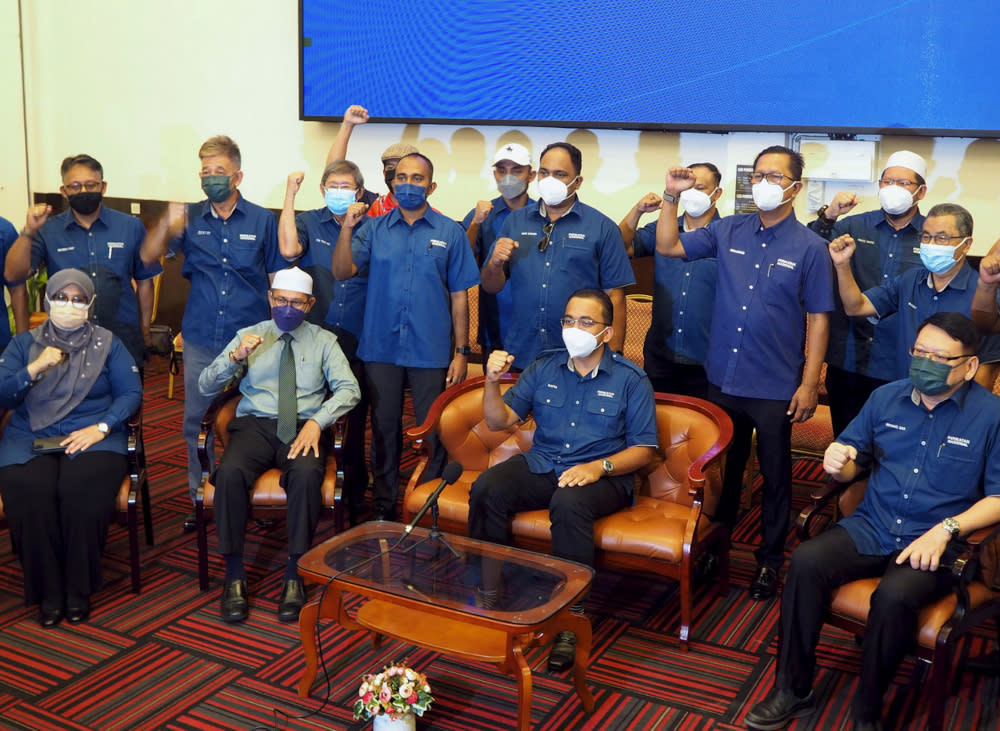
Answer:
[{"left": 404, "top": 461, "right": 463, "bottom": 534}]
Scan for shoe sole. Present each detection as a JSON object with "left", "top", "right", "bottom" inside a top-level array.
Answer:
[{"left": 745, "top": 704, "right": 814, "bottom": 730}]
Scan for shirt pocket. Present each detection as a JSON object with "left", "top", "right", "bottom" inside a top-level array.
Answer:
[
  {"left": 585, "top": 396, "right": 623, "bottom": 435},
  {"left": 760, "top": 264, "right": 801, "bottom": 306}
]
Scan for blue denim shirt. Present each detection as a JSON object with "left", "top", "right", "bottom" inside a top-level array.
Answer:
[{"left": 0, "top": 217, "right": 24, "bottom": 350}]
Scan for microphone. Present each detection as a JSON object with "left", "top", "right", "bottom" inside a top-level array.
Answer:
[{"left": 403, "top": 461, "right": 463, "bottom": 534}]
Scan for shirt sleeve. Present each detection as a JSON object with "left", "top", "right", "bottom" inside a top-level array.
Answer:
[
  {"left": 312, "top": 335, "right": 361, "bottom": 429},
  {"left": 294, "top": 212, "right": 311, "bottom": 259},
  {"left": 502, "top": 360, "right": 541, "bottom": 421},
  {"left": 831, "top": 387, "right": 878, "bottom": 467},
  {"left": 30, "top": 223, "right": 49, "bottom": 274},
  {"left": 261, "top": 211, "right": 288, "bottom": 271},
  {"left": 351, "top": 224, "right": 373, "bottom": 278},
  {"left": 596, "top": 219, "right": 636, "bottom": 289},
  {"left": 446, "top": 225, "right": 481, "bottom": 292},
  {"left": 632, "top": 221, "right": 657, "bottom": 258},
  {"left": 863, "top": 276, "right": 901, "bottom": 319},
  {"left": 105, "top": 337, "right": 143, "bottom": 430},
  {"left": 623, "top": 373, "right": 658, "bottom": 447},
  {"left": 197, "top": 331, "right": 245, "bottom": 396},
  {"left": 679, "top": 219, "right": 720, "bottom": 261},
  {"left": 130, "top": 217, "right": 162, "bottom": 280},
  {"left": 0, "top": 335, "right": 35, "bottom": 408},
  {"left": 801, "top": 241, "right": 836, "bottom": 314}
]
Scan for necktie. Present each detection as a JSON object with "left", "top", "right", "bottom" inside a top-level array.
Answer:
[{"left": 277, "top": 332, "right": 297, "bottom": 443}]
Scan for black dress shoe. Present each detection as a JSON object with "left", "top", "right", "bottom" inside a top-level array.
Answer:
[
  {"left": 39, "top": 607, "right": 64, "bottom": 628},
  {"left": 547, "top": 631, "right": 577, "bottom": 672},
  {"left": 746, "top": 688, "right": 815, "bottom": 729},
  {"left": 183, "top": 511, "right": 197, "bottom": 532},
  {"left": 750, "top": 566, "right": 779, "bottom": 601},
  {"left": 277, "top": 578, "right": 306, "bottom": 622},
  {"left": 220, "top": 579, "right": 249, "bottom": 623},
  {"left": 66, "top": 596, "right": 91, "bottom": 624},
  {"left": 853, "top": 720, "right": 884, "bottom": 731},
  {"left": 254, "top": 518, "right": 275, "bottom": 530}
]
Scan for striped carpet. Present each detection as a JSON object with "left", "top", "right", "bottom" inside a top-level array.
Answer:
[{"left": 0, "top": 362, "right": 998, "bottom": 730}]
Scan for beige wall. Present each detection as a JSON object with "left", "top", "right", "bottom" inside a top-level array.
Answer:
[{"left": 10, "top": 0, "right": 1000, "bottom": 254}]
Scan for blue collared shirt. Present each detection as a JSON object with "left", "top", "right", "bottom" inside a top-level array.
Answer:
[
  {"left": 198, "top": 319, "right": 360, "bottom": 430},
  {"left": 462, "top": 195, "right": 534, "bottom": 351},
  {"left": 504, "top": 347, "right": 658, "bottom": 484},
  {"left": 634, "top": 213, "right": 718, "bottom": 370},
  {"left": 352, "top": 207, "right": 480, "bottom": 368},
  {"left": 837, "top": 379, "right": 1000, "bottom": 555},
  {"left": 0, "top": 330, "right": 142, "bottom": 466},
  {"left": 32, "top": 206, "right": 161, "bottom": 364},
  {"left": 810, "top": 208, "right": 924, "bottom": 380},
  {"left": 0, "top": 217, "right": 23, "bottom": 349},
  {"left": 681, "top": 212, "right": 835, "bottom": 400},
  {"left": 490, "top": 199, "right": 636, "bottom": 370},
  {"left": 169, "top": 195, "right": 284, "bottom": 352},
  {"left": 294, "top": 207, "right": 369, "bottom": 344}
]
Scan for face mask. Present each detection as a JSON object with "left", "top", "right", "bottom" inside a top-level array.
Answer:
[
  {"left": 919, "top": 240, "right": 963, "bottom": 274},
  {"left": 324, "top": 188, "right": 356, "bottom": 215},
  {"left": 909, "top": 356, "right": 955, "bottom": 396},
  {"left": 751, "top": 179, "right": 795, "bottom": 212},
  {"left": 46, "top": 300, "right": 90, "bottom": 330},
  {"left": 562, "top": 326, "right": 607, "bottom": 359},
  {"left": 537, "top": 175, "right": 578, "bottom": 207},
  {"left": 497, "top": 174, "right": 527, "bottom": 200},
  {"left": 272, "top": 305, "right": 307, "bottom": 332},
  {"left": 201, "top": 175, "right": 233, "bottom": 203},
  {"left": 67, "top": 191, "right": 103, "bottom": 215},
  {"left": 394, "top": 183, "right": 427, "bottom": 210},
  {"left": 680, "top": 187, "right": 717, "bottom": 218},
  {"left": 878, "top": 184, "right": 916, "bottom": 216}
]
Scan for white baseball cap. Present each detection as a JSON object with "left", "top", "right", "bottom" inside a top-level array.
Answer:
[
  {"left": 493, "top": 143, "right": 532, "bottom": 167},
  {"left": 271, "top": 266, "right": 313, "bottom": 295}
]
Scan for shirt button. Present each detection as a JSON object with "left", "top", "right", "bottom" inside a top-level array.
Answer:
[
  {"left": 223, "top": 257, "right": 228, "bottom": 263},
  {"left": 546, "top": 398, "right": 550, "bottom": 403},
  {"left": 678, "top": 328, "right": 683, "bottom": 332},
  {"left": 755, "top": 264, "right": 760, "bottom": 269},
  {"left": 545, "top": 262, "right": 551, "bottom": 266},
  {"left": 737, "top": 327, "right": 743, "bottom": 332},
  {"left": 570, "top": 422, "right": 575, "bottom": 426},
  {"left": 681, "top": 291, "right": 687, "bottom": 296},
  {"left": 921, "top": 440, "right": 926, "bottom": 445},
  {"left": 600, "top": 408, "right": 605, "bottom": 413},
  {"left": 749, "top": 285, "right": 754, "bottom": 290},
  {"left": 223, "top": 238, "right": 228, "bottom": 243},
  {"left": 762, "top": 243, "right": 767, "bottom": 248},
  {"left": 565, "top": 443, "right": 570, "bottom": 448},
  {"left": 684, "top": 272, "right": 690, "bottom": 277},
  {"left": 904, "top": 494, "right": 909, "bottom": 499},
  {"left": 540, "top": 328, "right": 546, "bottom": 333},
  {"left": 897, "top": 519, "right": 902, "bottom": 524},
  {"left": 742, "top": 306, "right": 747, "bottom": 310},
  {"left": 913, "top": 468, "right": 919, "bottom": 473},
  {"left": 221, "top": 291, "right": 226, "bottom": 295},
  {"left": 733, "top": 348, "right": 738, "bottom": 353},
  {"left": 889, "top": 253, "right": 894, "bottom": 257},
  {"left": 575, "top": 401, "right": 580, "bottom": 405}
]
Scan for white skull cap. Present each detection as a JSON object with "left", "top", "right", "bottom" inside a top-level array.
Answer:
[
  {"left": 883, "top": 150, "right": 927, "bottom": 180},
  {"left": 271, "top": 266, "right": 313, "bottom": 295}
]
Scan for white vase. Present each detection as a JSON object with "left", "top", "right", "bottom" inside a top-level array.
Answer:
[{"left": 373, "top": 713, "right": 416, "bottom": 731}]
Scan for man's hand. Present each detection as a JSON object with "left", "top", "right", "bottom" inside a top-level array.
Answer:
[
  {"left": 828, "top": 234, "right": 857, "bottom": 267},
  {"left": 163, "top": 201, "right": 188, "bottom": 239},
  {"left": 488, "top": 237, "right": 519, "bottom": 269},
  {"left": 445, "top": 354, "right": 468, "bottom": 387},
  {"left": 471, "top": 200, "right": 494, "bottom": 225},
  {"left": 825, "top": 191, "right": 859, "bottom": 219},
  {"left": 63, "top": 424, "right": 106, "bottom": 455},
  {"left": 896, "top": 525, "right": 951, "bottom": 571},
  {"left": 787, "top": 383, "right": 818, "bottom": 422},
  {"left": 485, "top": 350, "right": 514, "bottom": 383},
  {"left": 343, "top": 105, "right": 369, "bottom": 126},
  {"left": 557, "top": 461, "right": 604, "bottom": 488},
  {"left": 27, "top": 346, "right": 65, "bottom": 379},
  {"left": 978, "top": 238, "right": 1000, "bottom": 286},
  {"left": 232, "top": 334, "right": 263, "bottom": 362},
  {"left": 288, "top": 419, "right": 323, "bottom": 459},
  {"left": 286, "top": 171, "right": 305, "bottom": 197},
  {"left": 24, "top": 203, "right": 52, "bottom": 237},
  {"left": 343, "top": 201, "right": 369, "bottom": 228},
  {"left": 823, "top": 442, "right": 858, "bottom": 477},
  {"left": 664, "top": 167, "right": 697, "bottom": 196},
  {"left": 635, "top": 192, "right": 662, "bottom": 213}
]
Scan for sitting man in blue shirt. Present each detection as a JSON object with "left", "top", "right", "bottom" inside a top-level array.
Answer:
[
  {"left": 746, "top": 312, "right": 1000, "bottom": 731},
  {"left": 468, "top": 288, "right": 658, "bottom": 672},
  {"left": 198, "top": 267, "right": 360, "bottom": 624}
]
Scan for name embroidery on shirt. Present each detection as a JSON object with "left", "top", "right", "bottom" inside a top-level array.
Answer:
[
  {"left": 857, "top": 238, "right": 876, "bottom": 246},
  {"left": 729, "top": 248, "right": 746, "bottom": 255},
  {"left": 520, "top": 231, "right": 538, "bottom": 237},
  {"left": 315, "top": 238, "right": 332, "bottom": 247},
  {"left": 946, "top": 435, "right": 970, "bottom": 448},
  {"left": 546, "top": 383, "right": 559, "bottom": 389},
  {"left": 239, "top": 233, "right": 257, "bottom": 241},
  {"left": 884, "top": 422, "right": 906, "bottom": 431},
  {"left": 912, "top": 247, "right": 921, "bottom": 254},
  {"left": 56, "top": 246, "right": 75, "bottom": 253},
  {"left": 429, "top": 239, "right": 447, "bottom": 249},
  {"left": 196, "top": 230, "right": 212, "bottom": 236},
  {"left": 596, "top": 389, "right": 615, "bottom": 398},
  {"left": 567, "top": 233, "right": 585, "bottom": 240},
  {"left": 107, "top": 242, "right": 124, "bottom": 258},
  {"left": 776, "top": 258, "right": 797, "bottom": 270}
]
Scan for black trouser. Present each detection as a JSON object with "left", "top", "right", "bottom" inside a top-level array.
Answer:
[
  {"left": 707, "top": 383, "right": 792, "bottom": 569},
  {"left": 0, "top": 451, "right": 126, "bottom": 607},
  {"left": 777, "top": 525, "right": 959, "bottom": 722},
  {"left": 647, "top": 360, "right": 710, "bottom": 401},
  {"left": 341, "top": 357, "right": 371, "bottom": 520},
  {"left": 211, "top": 415, "right": 325, "bottom": 556},
  {"left": 824, "top": 365, "right": 888, "bottom": 438},
  {"left": 365, "top": 362, "right": 448, "bottom": 514}
]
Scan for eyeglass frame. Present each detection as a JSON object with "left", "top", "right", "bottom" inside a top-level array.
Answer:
[
  {"left": 62, "top": 181, "right": 104, "bottom": 194},
  {"left": 909, "top": 346, "right": 974, "bottom": 364},
  {"left": 559, "top": 316, "right": 610, "bottom": 329},
  {"left": 270, "top": 294, "right": 311, "bottom": 310},
  {"left": 878, "top": 177, "right": 921, "bottom": 189},
  {"left": 748, "top": 172, "right": 798, "bottom": 185},
  {"left": 918, "top": 232, "right": 966, "bottom": 245},
  {"left": 48, "top": 292, "right": 93, "bottom": 309}
]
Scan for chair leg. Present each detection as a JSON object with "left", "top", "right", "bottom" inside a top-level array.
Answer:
[
  {"left": 127, "top": 500, "right": 141, "bottom": 593},
  {"left": 926, "top": 646, "right": 953, "bottom": 731},
  {"left": 140, "top": 475, "right": 154, "bottom": 546},
  {"left": 196, "top": 500, "right": 210, "bottom": 591}
]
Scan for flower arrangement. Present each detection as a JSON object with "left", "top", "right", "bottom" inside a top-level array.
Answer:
[{"left": 353, "top": 663, "right": 434, "bottom": 721}]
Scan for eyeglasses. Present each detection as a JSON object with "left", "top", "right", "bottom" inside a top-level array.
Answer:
[
  {"left": 63, "top": 181, "right": 102, "bottom": 193},
  {"left": 560, "top": 316, "right": 609, "bottom": 329},
  {"left": 271, "top": 295, "right": 310, "bottom": 310},
  {"left": 909, "top": 346, "right": 973, "bottom": 364},
  {"left": 749, "top": 172, "right": 795, "bottom": 185},
  {"left": 538, "top": 220, "right": 556, "bottom": 252},
  {"left": 879, "top": 178, "right": 919, "bottom": 188},
  {"left": 918, "top": 232, "right": 965, "bottom": 245},
  {"left": 49, "top": 292, "right": 92, "bottom": 309}
]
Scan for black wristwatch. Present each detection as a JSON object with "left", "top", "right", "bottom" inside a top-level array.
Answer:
[
  {"left": 455, "top": 345, "right": 471, "bottom": 356},
  {"left": 816, "top": 205, "right": 835, "bottom": 226}
]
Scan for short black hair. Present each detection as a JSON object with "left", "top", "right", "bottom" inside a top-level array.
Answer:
[
  {"left": 60, "top": 154, "right": 103, "bottom": 178},
  {"left": 753, "top": 145, "right": 804, "bottom": 181},
  {"left": 918, "top": 312, "right": 980, "bottom": 355},
  {"left": 541, "top": 142, "right": 583, "bottom": 176},
  {"left": 690, "top": 162, "right": 722, "bottom": 187},
  {"left": 396, "top": 152, "right": 435, "bottom": 182},
  {"left": 567, "top": 288, "right": 613, "bottom": 326}
]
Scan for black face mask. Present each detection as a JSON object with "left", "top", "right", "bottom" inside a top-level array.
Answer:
[{"left": 67, "top": 191, "right": 103, "bottom": 215}]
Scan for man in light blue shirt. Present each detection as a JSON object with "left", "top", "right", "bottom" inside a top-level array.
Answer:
[{"left": 199, "top": 267, "right": 359, "bottom": 624}]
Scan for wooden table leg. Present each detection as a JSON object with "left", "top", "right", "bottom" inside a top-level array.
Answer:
[
  {"left": 510, "top": 642, "right": 533, "bottom": 731},
  {"left": 565, "top": 612, "right": 594, "bottom": 712},
  {"left": 298, "top": 587, "right": 344, "bottom": 697}
]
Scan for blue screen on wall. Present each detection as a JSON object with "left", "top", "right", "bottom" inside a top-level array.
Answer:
[{"left": 300, "top": 0, "right": 999, "bottom": 136}]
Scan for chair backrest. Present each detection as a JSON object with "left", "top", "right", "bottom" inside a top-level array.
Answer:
[{"left": 623, "top": 294, "right": 652, "bottom": 367}]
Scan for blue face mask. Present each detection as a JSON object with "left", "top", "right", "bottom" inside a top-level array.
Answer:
[
  {"left": 272, "top": 305, "right": 308, "bottom": 332},
  {"left": 201, "top": 175, "right": 232, "bottom": 203},
  {"left": 324, "top": 188, "right": 356, "bottom": 215},
  {"left": 909, "top": 356, "right": 955, "bottom": 396},
  {"left": 394, "top": 183, "right": 427, "bottom": 210},
  {"left": 919, "top": 240, "right": 963, "bottom": 274}
]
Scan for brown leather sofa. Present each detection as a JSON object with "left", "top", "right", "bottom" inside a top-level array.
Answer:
[{"left": 403, "top": 375, "right": 734, "bottom": 649}]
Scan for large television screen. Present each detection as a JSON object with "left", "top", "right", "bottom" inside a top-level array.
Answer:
[{"left": 300, "top": 0, "right": 999, "bottom": 136}]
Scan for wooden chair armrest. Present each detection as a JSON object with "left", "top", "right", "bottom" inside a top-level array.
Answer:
[
  {"left": 197, "top": 382, "right": 241, "bottom": 474},
  {"left": 795, "top": 471, "right": 871, "bottom": 540},
  {"left": 404, "top": 374, "right": 519, "bottom": 453}
]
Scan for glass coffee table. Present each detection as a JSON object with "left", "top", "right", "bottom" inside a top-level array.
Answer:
[{"left": 296, "top": 522, "right": 595, "bottom": 730}]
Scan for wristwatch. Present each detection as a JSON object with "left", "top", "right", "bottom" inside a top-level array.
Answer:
[
  {"left": 816, "top": 205, "right": 835, "bottom": 225},
  {"left": 942, "top": 517, "right": 960, "bottom": 539},
  {"left": 97, "top": 422, "right": 110, "bottom": 434},
  {"left": 661, "top": 191, "right": 679, "bottom": 204},
  {"left": 455, "top": 345, "right": 471, "bottom": 356},
  {"left": 601, "top": 459, "right": 614, "bottom": 475}
]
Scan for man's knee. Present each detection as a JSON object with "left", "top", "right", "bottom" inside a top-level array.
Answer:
[{"left": 787, "top": 537, "right": 832, "bottom": 584}]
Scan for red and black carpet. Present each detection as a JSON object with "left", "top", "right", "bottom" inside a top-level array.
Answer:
[{"left": 0, "top": 364, "right": 997, "bottom": 730}]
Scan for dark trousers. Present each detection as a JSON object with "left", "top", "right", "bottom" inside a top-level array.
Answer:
[
  {"left": 825, "top": 365, "right": 889, "bottom": 438},
  {"left": 342, "top": 357, "right": 371, "bottom": 521},
  {"left": 365, "top": 362, "right": 448, "bottom": 514},
  {"left": 647, "top": 360, "right": 710, "bottom": 401},
  {"left": 211, "top": 415, "right": 325, "bottom": 556},
  {"left": 0, "top": 451, "right": 127, "bottom": 607},
  {"left": 468, "top": 454, "right": 632, "bottom": 567},
  {"left": 778, "top": 525, "right": 959, "bottom": 721},
  {"left": 707, "top": 383, "right": 792, "bottom": 569}
]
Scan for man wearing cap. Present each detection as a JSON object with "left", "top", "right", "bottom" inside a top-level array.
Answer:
[
  {"left": 462, "top": 143, "right": 536, "bottom": 354},
  {"left": 481, "top": 142, "right": 635, "bottom": 370},
  {"left": 198, "top": 267, "right": 360, "bottom": 623},
  {"left": 324, "top": 104, "right": 417, "bottom": 218},
  {"left": 808, "top": 150, "right": 928, "bottom": 435}
]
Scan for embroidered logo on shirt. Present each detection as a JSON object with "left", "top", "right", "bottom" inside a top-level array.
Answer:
[
  {"left": 946, "top": 435, "right": 970, "bottom": 448},
  {"left": 429, "top": 239, "right": 447, "bottom": 248},
  {"left": 567, "top": 233, "right": 585, "bottom": 240},
  {"left": 596, "top": 389, "right": 616, "bottom": 398},
  {"left": 884, "top": 422, "right": 906, "bottom": 431},
  {"left": 912, "top": 247, "right": 921, "bottom": 254},
  {"left": 776, "top": 258, "right": 797, "bottom": 270},
  {"left": 239, "top": 233, "right": 257, "bottom": 241},
  {"left": 729, "top": 248, "right": 746, "bottom": 255}
]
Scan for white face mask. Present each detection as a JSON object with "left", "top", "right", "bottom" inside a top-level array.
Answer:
[
  {"left": 878, "top": 184, "right": 917, "bottom": 216},
  {"left": 562, "top": 326, "right": 607, "bottom": 359},
  {"left": 751, "top": 179, "right": 795, "bottom": 212},
  {"left": 537, "top": 175, "right": 578, "bottom": 207},
  {"left": 46, "top": 300, "right": 90, "bottom": 330},
  {"left": 680, "top": 187, "right": 718, "bottom": 218}
]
